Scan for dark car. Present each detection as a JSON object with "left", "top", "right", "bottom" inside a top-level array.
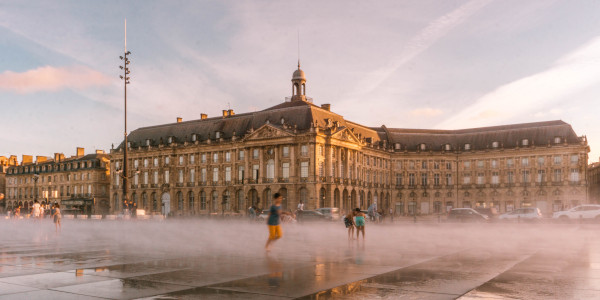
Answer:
[
  {"left": 447, "top": 208, "right": 489, "bottom": 222},
  {"left": 296, "top": 210, "right": 328, "bottom": 222},
  {"left": 473, "top": 207, "right": 499, "bottom": 219}
]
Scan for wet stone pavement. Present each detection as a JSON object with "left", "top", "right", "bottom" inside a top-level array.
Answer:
[{"left": 0, "top": 220, "right": 599, "bottom": 299}]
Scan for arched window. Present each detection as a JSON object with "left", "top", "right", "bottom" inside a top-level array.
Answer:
[
  {"left": 212, "top": 191, "right": 218, "bottom": 212},
  {"left": 223, "top": 190, "right": 230, "bottom": 211},
  {"left": 177, "top": 192, "right": 183, "bottom": 210},
  {"left": 266, "top": 159, "right": 275, "bottom": 179},
  {"left": 141, "top": 192, "right": 147, "bottom": 210},
  {"left": 264, "top": 188, "right": 272, "bottom": 207},
  {"left": 188, "top": 191, "right": 194, "bottom": 212},
  {"left": 151, "top": 192, "right": 157, "bottom": 211},
  {"left": 237, "top": 190, "right": 244, "bottom": 212},
  {"left": 200, "top": 191, "right": 207, "bottom": 210}
]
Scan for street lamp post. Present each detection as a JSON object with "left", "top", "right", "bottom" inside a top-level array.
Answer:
[
  {"left": 33, "top": 173, "right": 39, "bottom": 203},
  {"left": 115, "top": 168, "right": 139, "bottom": 215},
  {"left": 119, "top": 19, "right": 132, "bottom": 215}
]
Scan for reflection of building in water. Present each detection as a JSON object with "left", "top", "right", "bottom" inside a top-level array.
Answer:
[
  {"left": 109, "top": 63, "right": 590, "bottom": 217},
  {"left": 588, "top": 162, "right": 600, "bottom": 205},
  {"left": 5, "top": 148, "right": 111, "bottom": 215}
]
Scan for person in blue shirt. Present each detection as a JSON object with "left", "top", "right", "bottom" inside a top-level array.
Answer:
[{"left": 265, "top": 193, "right": 284, "bottom": 251}]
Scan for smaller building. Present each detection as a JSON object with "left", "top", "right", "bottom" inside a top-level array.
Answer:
[
  {"left": 5, "top": 148, "right": 111, "bottom": 215},
  {"left": 0, "top": 155, "right": 19, "bottom": 212},
  {"left": 588, "top": 160, "right": 600, "bottom": 204}
]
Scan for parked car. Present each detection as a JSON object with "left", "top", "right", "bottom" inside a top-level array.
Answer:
[
  {"left": 315, "top": 207, "right": 341, "bottom": 221},
  {"left": 296, "top": 210, "right": 328, "bottom": 222},
  {"left": 553, "top": 205, "right": 600, "bottom": 221},
  {"left": 473, "top": 207, "right": 499, "bottom": 219},
  {"left": 447, "top": 208, "right": 489, "bottom": 222},
  {"left": 499, "top": 208, "right": 542, "bottom": 221}
]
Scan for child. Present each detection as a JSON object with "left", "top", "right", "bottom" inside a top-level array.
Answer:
[
  {"left": 344, "top": 211, "right": 356, "bottom": 240},
  {"left": 52, "top": 204, "right": 62, "bottom": 233},
  {"left": 354, "top": 208, "right": 366, "bottom": 241}
]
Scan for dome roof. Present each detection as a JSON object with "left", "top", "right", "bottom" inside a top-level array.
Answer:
[{"left": 292, "top": 68, "right": 305, "bottom": 80}]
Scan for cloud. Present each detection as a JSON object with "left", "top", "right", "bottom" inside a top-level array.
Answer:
[
  {"left": 410, "top": 108, "right": 443, "bottom": 117},
  {"left": 0, "top": 65, "right": 110, "bottom": 93},
  {"left": 436, "top": 36, "right": 600, "bottom": 129},
  {"left": 352, "top": 0, "right": 492, "bottom": 97}
]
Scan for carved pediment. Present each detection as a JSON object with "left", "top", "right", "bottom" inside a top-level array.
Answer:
[
  {"left": 331, "top": 128, "right": 361, "bottom": 143},
  {"left": 244, "top": 124, "right": 293, "bottom": 141}
]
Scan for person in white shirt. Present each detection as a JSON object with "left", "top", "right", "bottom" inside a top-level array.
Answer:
[
  {"left": 32, "top": 200, "right": 41, "bottom": 219},
  {"left": 297, "top": 201, "right": 304, "bottom": 211}
]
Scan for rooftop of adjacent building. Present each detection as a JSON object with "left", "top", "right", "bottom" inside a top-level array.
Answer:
[{"left": 5, "top": 148, "right": 109, "bottom": 168}]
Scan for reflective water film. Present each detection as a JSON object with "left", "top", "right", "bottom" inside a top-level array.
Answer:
[{"left": 0, "top": 219, "right": 599, "bottom": 299}]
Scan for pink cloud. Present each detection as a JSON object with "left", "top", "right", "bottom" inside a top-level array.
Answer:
[{"left": 0, "top": 65, "right": 110, "bottom": 93}]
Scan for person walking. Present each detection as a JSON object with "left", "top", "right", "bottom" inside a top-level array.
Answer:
[
  {"left": 344, "top": 210, "right": 356, "bottom": 240},
  {"left": 354, "top": 208, "right": 366, "bottom": 241},
  {"left": 265, "top": 193, "right": 284, "bottom": 251},
  {"left": 52, "top": 204, "right": 62, "bottom": 233},
  {"left": 31, "top": 200, "right": 41, "bottom": 220},
  {"left": 297, "top": 200, "right": 304, "bottom": 211}
]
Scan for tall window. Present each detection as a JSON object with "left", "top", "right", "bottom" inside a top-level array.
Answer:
[
  {"left": 201, "top": 153, "right": 207, "bottom": 163},
  {"left": 153, "top": 171, "right": 158, "bottom": 184},
  {"left": 212, "top": 168, "right": 218, "bottom": 183},
  {"left": 301, "top": 145, "right": 308, "bottom": 156},
  {"left": 144, "top": 159, "right": 148, "bottom": 168},
  {"left": 283, "top": 146, "right": 289, "bottom": 157},
  {"left": 201, "top": 168, "right": 207, "bottom": 183},
  {"left": 178, "top": 170, "right": 184, "bottom": 183},
  {"left": 507, "top": 159, "right": 514, "bottom": 168},
  {"left": 190, "top": 169, "right": 195, "bottom": 182},
  {"left": 553, "top": 169, "right": 562, "bottom": 182},
  {"left": 477, "top": 160, "right": 484, "bottom": 168},
  {"left": 225, "top": 167, "right": 231, "bottom": 182},
  {"left": 165, "top": 156, "right": 170, "bottom": 165},
  {"left": 409, "top": 173, "right": 416, "bottom": 186},
  {"left": 238, "top": 166, "right": 245, "bottom": 182},
  {"left": 225, "top": 152, "right": 231, "bottom": 162},
  {"left": 144, "top": 172, "right": 148, "bottom": 185},
  {"left": 570, "top": 169, "right": 579, "bottom": 182},
  {"left": 434, "top": 173, "right": 440, "bottom": 186},
  {"left": 179, "top": 156, "right": 184, "bottom": 165},
  {"left": 521, "top": 158, "right": 529, "bottom": 167},
  {"left": 282, "top": 162, "right": 290, "bottom": 179},
  {"left": 300, "top": 161, "right": 309, "bottom": 178},
  {"left": 238, "top": 150, "right": 245, "bottom": 160},
  {"left": 213, "top": 153, "right": 218, "bottom": 163},
  {"left": 253, "top": 149, "right": 259, "bottom": 159},
  {"left": 537, "top": 170, "right": 545, "bottom": 183},
  {"left": 395, "top": 173, "right": 402, "bottom": 186},
  {"left": 463, "top": 161, "right": 470, "bottom": 169},
  {"left": 421, "top": 172, "right": 427, "bottom": 186},
  {"left": 491, "top": 160, "right": 498, "bottom": 168},
  {"left": 177, "top": 192, "right": 183, "bottom": 210},
  {"left": 252, "top": 164, "right": 259, "bottom": 180},
  {"left": 200, "top": 191, "right": 207, "bottom": 210},
  {"left": 537, "top": 157, "right": 544, "bottom": 166},
  {"left": 570, "top": 155, "right": 579, "bottom": 165},
  {"left": 212, "top": 191, "right": 218, "bottom": 212},
  {"left": 522, "top": 170, "right": 530, "bottom": 183},
  {"left": 446, "top": 174, "right": 452, "bottom": 185},
  {"left": 153, "top": 158, "right": 158, "bottom": 167},
  {"left": 190, "top": 155, "right": 195, "bottom": 164},
  {"left": 477, "top": 173, "right": 484, "bottom": 185},
  {"left": 492, "top": 172, "right": 499, "bottom": 184},
  {"left": 188, "top": 191, "right": 194, "bottom": 211},
  {"left": 266, "top": 159, "right": 275, "bottom": 179},
  {"left": 554, "top": 155, "right": 562, "bottom": 165},
  {"left": 507, "top": 171, "right": 514, "bottom": 184},
  {"left": 463, "top": 174, "right": 471, "bottom": 184},
  {"left": 164, "top": 170, "right": 169, "bottom": 184},
  {"left": 319, "top": 162, "right": 324, "bottom": 177}
]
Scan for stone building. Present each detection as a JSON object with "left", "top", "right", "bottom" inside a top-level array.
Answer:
[
  {"left": 110, "top": 64, "right": 589, "bottom": 217},
  {"left": 0, "top": 155, "right": 18, "bottom": 211},
  {"left": 5, "top": 148, "right": 111, "bottom": 215},
  {"left": 588, "top": 161, "right": 600, "bottom": 204}
]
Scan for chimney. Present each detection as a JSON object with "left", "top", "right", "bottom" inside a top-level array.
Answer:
[
  {"left": 96, "top": 150, "right": 105, "bottom": 154},
  {"left": 222, "top": 110, "right": 228, "bottom": 117},
  {"left": 321, "top": 104, "right": 331, "bottom": 111},
  {"left": 76, "top": 147, "right": 85, "bottom": 157},
  {"left": 36, "top": 156, "right": 47, "bottom": 163},
  {"left": 228, "top": 109, "right": 234, "bottom": 116},
  {"left": 22, "top": 155, "right": 33, "bottom": 165},
  {"left": 54, "top": 153, "right": 61, "bottom": 162},
  {"left": 177, "top": 117, "right": 182, "bottom": 123},
  {"left": 201, "top": 113, "right": 207, "bottom": 120}
]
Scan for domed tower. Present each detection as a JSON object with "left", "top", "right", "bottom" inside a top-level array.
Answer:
[{"left": 291, "top": 61, "right": 307, "bottom": 101}]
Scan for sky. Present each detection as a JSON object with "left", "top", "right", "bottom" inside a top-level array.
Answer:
[{"left": 2, "top": 0, "right": 600, "bottom": 163}]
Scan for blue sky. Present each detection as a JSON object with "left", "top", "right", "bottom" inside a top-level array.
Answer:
[{"left": 2, "top": 0, "right": 600, "bottom": 162}]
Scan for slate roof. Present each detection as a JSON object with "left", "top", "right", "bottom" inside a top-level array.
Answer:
[{"left": 119, "top": 99, "right": 582, "bottom": 152}]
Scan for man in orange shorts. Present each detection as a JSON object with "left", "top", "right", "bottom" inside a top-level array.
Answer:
[{"left": 265, "top": 193, "right": 284, "bottom": 251}]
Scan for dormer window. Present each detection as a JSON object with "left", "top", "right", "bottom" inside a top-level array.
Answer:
[
  {"left": 281, "top": 117, "right": 285, "bottom": 125},
  {"left": 394, "top": 143, "right": 401, "bottom": 150},
  {"left": 444, "top": 144, "right": 451, "bottom": 151},
  {"left": 191, "top": 134, "right": 197, "bottom": 142},
  {"left": 522, "top": 139, "right": 529, "bottom": 146},
  {"left": 492, "top": 141, "right": 499, "bottom": 148},
  {"left": 146, "top": 139, "right": 151, "bottom": 146},
  {"left": 420, "top": 144, "right": 427, "bottom": 151},
  {"left": 168, "top": 136, "right": 173, "bottom": 144},
  {"left": 127, "top": 142, "right": 131, "bottom": 148},
  {"left": 464, "top": 143, "right": 471, "bottom": 151},
  {"left": 554, "top": 137, "right": 561, "bottom": 144},
  {"left": 215, "top": 132, "right": 221, "bottom": 139}
]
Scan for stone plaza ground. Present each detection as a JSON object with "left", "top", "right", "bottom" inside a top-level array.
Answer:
[{"left": 0, "top": 218, "right": 599, "bottom": 299}]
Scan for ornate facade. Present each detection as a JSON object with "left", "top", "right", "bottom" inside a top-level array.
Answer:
[
  {"left": 588, "top": 162, "right": 600, "bottom": 204},
  {"left": 5, "top": 149, "right": 111, "bottom": 215},
  {"left": 110, "top": 64, "right": 589, "bottom": 216}
]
